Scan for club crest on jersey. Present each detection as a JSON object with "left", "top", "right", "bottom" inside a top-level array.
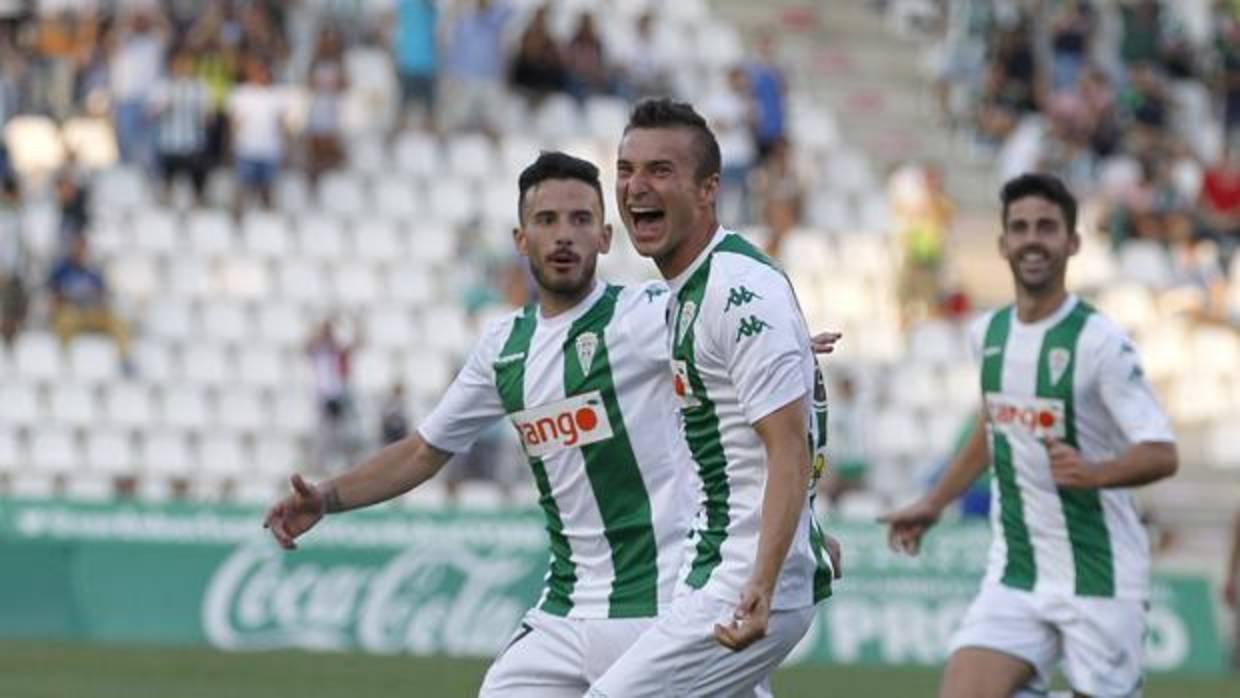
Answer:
[
  {"left": 575, "top": 332, "right": 598, "bottom": 375},
  {"left": 1048, "top": 348, "right": 1071, "bottom": 386},
  {"left": 676, "top": 301, "right": 697, "bottom": 345},
  {"left": 510, "top": 391, "right": 614, "bottom": 458},
  {"left": 672, "top": 360, "right": 701, "bottom": 409}
]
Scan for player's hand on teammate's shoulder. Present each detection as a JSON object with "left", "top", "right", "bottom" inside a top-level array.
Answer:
[
  {"left": 714, "top": 583, "right": 772, "bottom": 651},
  {"left": 810, "top": 330, "right": 842, "bottom": 355},
  {"left": 1043, "top": 438, "right": 1099, "bottom": 489},
  {"left": 878, "top": 498, "right": 942, "bottom": 557},
  {"left": 262, "top": 473, "right": 326, "bottom": 550}
]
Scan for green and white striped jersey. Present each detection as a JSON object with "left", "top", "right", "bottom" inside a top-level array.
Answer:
[
  {"left": 972, "top": 295, "right": 1174, "bottom": 600},
  {"left": 666, "top": 228, "right": 834, "bottom": 611},
  {"left": 418, "top": 281, "right": 695, "bottom": 619}
]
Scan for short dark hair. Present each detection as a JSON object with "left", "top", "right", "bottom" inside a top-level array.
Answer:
[
  {"left": 624, "top": 97, "right": 721, "bottom": 182},
  {"left": 517, "top": 151, "right": 605, "bottom": 223},
  {"left": 1000, "top": 172, "right": 1078, "bottom": 235}
]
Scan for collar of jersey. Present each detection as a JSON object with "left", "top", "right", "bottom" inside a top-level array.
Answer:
[
  {"left": 667, "top": 225, "right": 728, "bottom": 295},
  {"left": 536, "top": 278, "right": 608, "bottom": 328},
  {"left": 1011, "top": 293, "right": 1078, "bottom": 332}
]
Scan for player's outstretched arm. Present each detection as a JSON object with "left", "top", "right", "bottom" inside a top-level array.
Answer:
[
  {"left": 263, "top": 432, "right": 453, "bottom": 549},
  {"left": 1045, "top": 439, "right": 1177, "bottom": 489},
  {"left": 715, "top": 398, "right": 811, "bottom": 652},
  {"left": 879, "top": 410, "right": 990, "bottom": 556}
]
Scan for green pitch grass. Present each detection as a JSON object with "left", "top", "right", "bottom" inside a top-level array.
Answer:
[{"left": 2, "top": 640, "right": 1234, "bottom": 698}]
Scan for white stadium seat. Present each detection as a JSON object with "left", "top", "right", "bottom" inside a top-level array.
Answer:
[
  {"left": 0, "top": 429, "right": 22, "bottom": 473},
  {"left": 181, "top": 344, "right": 231, "bottom": 387},
  {"left": 871, "top": 408, "right": 923, "bottom": 461},
  {"left": 426, "top": 178, "right": 473, "bottom": 227},
  {"left": 393, "top": 129, "right": 442, "bottom": 178},
  {"left": 423, "top": 306, "right": 471, "bottom": 355},
  {"left": 105, "top": 382, "right": 155, "bottom": 429},
  {"left": 214, "top": 388, "right": 266, "bottom": 434},
  {"left": 351, "top": 218, "right": 404, "bottom": 262},
  {"left": 409, "top": 223, "right": 455, "bottom": 266},
  {"left": 166, "top": 257, "right": 215, "bottom": 300},
  {"left": 49, "top": 384, "right": 99, "bottom": 427},
  {"left": 319, "top": 171, "right": 368, "bottom": 218},
  {"left": 352, "top": 348, "right": 397, "bottom": 394},
  {"left": 372, "top": 179, "right": 422, "bottom": 219},
  {"left": 162, "top": 386, "right": 210, "bottom": 431},
  {"left": 384, "top": 267, "right": 434, "bottom": 307},
  {"left": 446, "top": 133, "right": 496, "bottom": 181},
  {"left": 187, "top": 208, "right": 236, "bottom": 258},
  {"left": 5, "top": 114, "right": 65, "bottom": 176},
  {"left": 199, "top": 433, "right": 247, "bottom": 479},
  {"left": 131, "top": 339, "right": 176, "bottom": 384},
  {"left": 141, "top": 431, "right": 195, "bottom": 477},
  {"left": 334, "top": 262, "right": 381, "bottom": 306},
  {"left": 272, "top": 390, "right": 317, "bottom": 434},
  {"left": 64, "top": 472, "right": 114, "bottom": 501},
  {"left": 237, "top": 346, "right": 286, "bottom": 390},
  {"left": 15, "top": 331, "right": 64, "bottom": 381},
  {"left": 133, "top": 208, "right": 179, "bottom": 257},
  {"left": 217, "top": 257, "right": 271, "bottom": 301},
  {"left": 256, "top": 302, "right": 306, "bottom": 348},
  {"left": 241, "top": 210, "right": 293, "bottom": 259},
  {"left": 297, "top": 215, "right": 347, "bottom": 261},
  {"left": 145, "top": 299, "right": 195, "bottom": 344},
  {"left": 278, "top": 258, "right": 329, "bottom": 307},
  {"left": 109, "top": 252, "right": 161, "bottom": 302},
  {"left": 255, "top": 435, "right": 302, "bottom": 478},
  {"left": 367, "top": 305, "right": 418, "bottom": 349},
  {"left": 403, "top": 351, "right": 456, "bottom": 400},
  {"left": 275, "top": 170, "right": 312, "bottom": 215},
  {"left": 21, "top": 201, "right": 59, "bottom": 260},
  {"left": 200, "top": 303, "right": 251, "bottom": 345},
  {"left": 68, "top": 336, "right": 121, "bottom": 383},
  {"left": 136, "top": 477, "right": 173, "bottom": 503},
  {"left": 29, "top": 427, "right": 79, "bottom": 474},
  {"left": 85, "top": 429, "right": 135, "bottom": 475}
]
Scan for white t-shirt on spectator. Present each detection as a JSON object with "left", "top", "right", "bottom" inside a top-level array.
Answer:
[
  {"left": 702, "top": 88, "right": 756, "bottom": 171},
  {"left": 111, "top": 32, "right": 165, "bottom": 102},
  {"left": 229, "top": 85, "right": 290, "bottom": 161}
]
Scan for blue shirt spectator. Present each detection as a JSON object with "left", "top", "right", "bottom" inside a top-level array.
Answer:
[
  {"left": 444, "top": 0, "right": 512, "bottom": 81},
  {"left": 395, "top": 0, "right": 437, "bottom": 76},
  {"left": 747, "top": 41, "right": 786, "bottom": 158},
  {"left": 49, "top": 242, "right": 107, "bottom": 308}
]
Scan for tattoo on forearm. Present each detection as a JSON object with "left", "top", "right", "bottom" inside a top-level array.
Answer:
[{"left": 322, "top": 485, "right": 344, "bottom": 514}]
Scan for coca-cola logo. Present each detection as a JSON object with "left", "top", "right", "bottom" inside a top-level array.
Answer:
[{"left": 203, "top": 542, "right": 534, "bottom": 656}]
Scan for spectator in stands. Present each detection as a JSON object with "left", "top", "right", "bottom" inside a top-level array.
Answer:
[
  {"left": 617, "top": 12, "right": 672, "bottom": 99},
  {"left": 1225, "top": 509, "right": 1240, "bottom": 669},
  {"left": 148, "top": 46, "right": 211, "bottom": 204},
  {"left": 33, "top": 8, "right": 94, "bottom": 120},
  {"left": 892, "top": 162, "right": 954, "bottom": 327},
  {"left": 306, "top": 317, "right": 361, "bottom": 473},
  {"left": 1048, "top": 0, "right": 1096, "bottom": 92},
  {"left": 1118, "top": 0, "right": 1166, "bottom": 73},
  {"left": 754, "top": 137, "right": 804, "bottom": 258},
  {"left": 110, "top": 8, "right": 170, "bottom": 171},
  {"left": 55, "top": 164, "right": 89, "bottom": 243},
  {"left": 703, "top": 66, "right": 758, "bottom": 226},
  {"left": 975, "top": 21, "right": 1041, "bottom": 146},
  {"left": 1079, "top": 65, "right": 1122, "bottom": 158},
  {"left": 1214, "top": 7, "right": 1240, "bottom": 136},
  {"left": 305, "top": 27, "right": 347, "bottom": 183},
  {"left": 186, "top": 25, "right": 240, "bottom": 170},
  {"left": 0, "top": 175, "right": 26, "bottom": 347},
  {"left": 1197, "top": 139, "right": 1240, "bottom": 271},
  {"left": 509, "top": 5, "right": 566, "bottom": 106},
  {"left": 1121, "top": 62, "right": 1171, "bottom": 155},
  {"left": 379, "top": 382, "right": 409, "bottom": 446},
  {"left": 344, "top": 29, "right": 399, "bottom": 137},
  {"left": 229, "top": 56, "right": 289, "bottom": 209},
  {"left": 440, "top": 0, "right": 513, "bottom": 135},
  {"left": 747, "top": 31, "right": 787, "bottom": 162},
  {"left": 930, "top": 0, "right": 992, "bottom": 126},
  {"left": 392, "top": 0, "right": 437, "bottom": 126},
  {"left": 48, "top": 235, "right": 131, "bottom": 365},
  {"left": 563, "top": 12, "right": 613, "bottom": 102}
]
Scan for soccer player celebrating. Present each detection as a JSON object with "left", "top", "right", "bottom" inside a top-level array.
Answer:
[
  {"left": 588, "top": 99, "right": 836, "bottom": 697},
  {"left": 263, "top": 151, "right": 838, "bottom": 696},
  {"left": 882, "top": 173, "right": 1178, "bottom": 698}
]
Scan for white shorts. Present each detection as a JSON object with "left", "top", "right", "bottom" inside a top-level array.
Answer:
[
  {"left": 586, "top": 589, "right": 815, "bottom": 698},
  {"left": 479, "top": 608, "right": 652, "bottom": 698},
  {"left": 950, "top": 583, "right": 1147, "bottom": 697}
]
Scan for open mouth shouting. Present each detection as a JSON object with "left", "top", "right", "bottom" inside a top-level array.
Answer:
[{"left": 627, "top": 205, "right": 667, "bottom": 244}]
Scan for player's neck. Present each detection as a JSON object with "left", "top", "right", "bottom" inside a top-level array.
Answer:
[
  {"left": 656, "top": 214, "right": 718, "bottom": 280},
  {"left": 1014, "top": 285, "right": 1070, "bottom": 324},
  {"left": 538, "top": 278, "right": 598, "bottom": 319}
]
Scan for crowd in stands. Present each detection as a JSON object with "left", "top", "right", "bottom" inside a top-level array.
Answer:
[{"left": 927, "top": 0, "right": 1240, "bottom": 326}]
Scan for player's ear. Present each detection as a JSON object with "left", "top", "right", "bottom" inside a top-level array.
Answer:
[
  {"left": 513, "top": 226, "right": 529, "bottom": 257},
  {"left": 997, "top": 229, "right": 1010, "bottom": 259},
  {"left": 698, "top": 172, "right": 720, "bottom": 207},
  {"left": 1067, "top": 229, "right": 1081, "bottom": 257},
  {"left": 599, "top": 223, "right": 613, "bottom": 254}
]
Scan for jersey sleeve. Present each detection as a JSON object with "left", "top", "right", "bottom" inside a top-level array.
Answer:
[
  {"left": 1093, "top": 329, "right": 1175, "bottom": 445},
  {"left": 416, "top": 325, "right": 509, "bottom": 453},
  {"left": 710, "top": 266, "right": 809, "bottom": 425}
]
